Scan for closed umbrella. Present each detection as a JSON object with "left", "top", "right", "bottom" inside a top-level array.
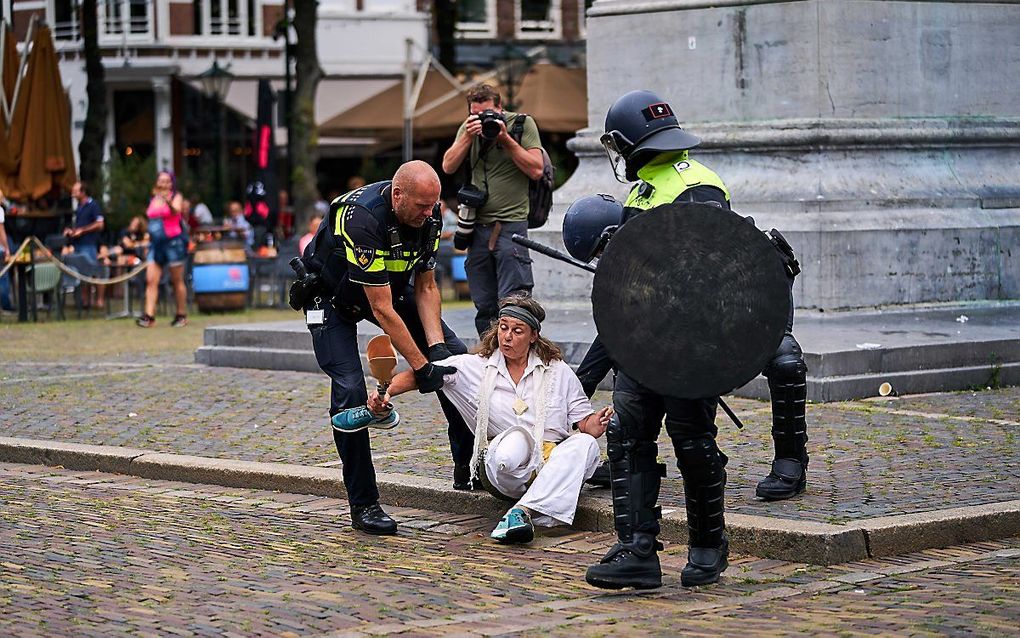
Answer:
[
  {"left": 11, "top": 24, "right": 76, "bottom": 200},
  {"left": 0, "top": 23, "right": 22, "bottom": 180}
]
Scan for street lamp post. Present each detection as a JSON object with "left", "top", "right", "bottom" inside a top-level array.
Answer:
[{"left": 198, "top": 60, "right": 234, "bottom": 218}]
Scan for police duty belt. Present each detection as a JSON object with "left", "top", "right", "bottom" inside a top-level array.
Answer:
[{"left": 591, "top": 202, "right": 790, "bottom": 400}]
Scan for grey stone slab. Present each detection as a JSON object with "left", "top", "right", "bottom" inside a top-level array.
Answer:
[
  {"left": 856, "top": 499, "right": 1020, "bottom": 559},
  {"left": 197, "top": 301, "right": 1020, "bottom": 401},
  {"left": 0, "top": 436, "right": 148, "bottom": 475}
]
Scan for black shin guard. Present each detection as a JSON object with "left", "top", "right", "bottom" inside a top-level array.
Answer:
[
  {"left": 606, "top": 417, "right": 665, "bottom": 540},
  {"left": 676, "top": 436, "right": 729, "bottom": 586},
  {"left": 764, "top": 335, "right": 809, "bottom": 465},
  {"left": 676, "top": 436, "right": 727, "bottom": 549}
]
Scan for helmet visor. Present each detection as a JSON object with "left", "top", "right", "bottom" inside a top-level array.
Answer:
[{"left": 600, "top": 131, "right": 632, "bottom": 183}]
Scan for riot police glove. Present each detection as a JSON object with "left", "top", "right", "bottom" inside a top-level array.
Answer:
[
  {"left": 414, "top": 362, "right": 456, "bottom": 394},
  {"left": 427, "top": 343, "right": 454, "bottom": 362}
]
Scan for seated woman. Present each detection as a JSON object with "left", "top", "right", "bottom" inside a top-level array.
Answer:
[{"left": 362, "top": 294, "right": 613, "bottom": 544}]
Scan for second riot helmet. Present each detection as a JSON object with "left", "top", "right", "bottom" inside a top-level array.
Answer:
[
  {"left": 601, "top": 90, "right": 701, "bottom": 182},
  {"left": 562, "top": 194, "right": 624, "bottom": 263}
]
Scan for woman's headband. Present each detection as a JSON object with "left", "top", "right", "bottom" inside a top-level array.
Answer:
[{"left": 499, "top": 305, "right": 541, "bottom": 331}]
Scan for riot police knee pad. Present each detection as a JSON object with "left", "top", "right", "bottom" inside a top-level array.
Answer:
[
  {"left": 675, "top": 436, "right": 727, "bottom": 487},
  {"left": 764, "top": 334, "right": 807, "bottom": 384}
]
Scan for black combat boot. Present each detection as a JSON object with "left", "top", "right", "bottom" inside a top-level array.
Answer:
[
  {"left": 584, "top": 460, "right": 612, "bottom": 488},
  {"left": 681, "top": 536, "right": 729, "bottom": 587},
  {"left": 585, "top": 533, "right": 663, "bottom": 589},
  {"left": 757, "top": 377, "right": 809, "bottom": 500}
]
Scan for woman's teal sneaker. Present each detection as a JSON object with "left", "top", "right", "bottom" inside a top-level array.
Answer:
[
  {"left": 331, "top": 407, "right": 400, "bottom": 433},
  {"left": 490, "top": 507, "right": 534, "bottom": 544}
]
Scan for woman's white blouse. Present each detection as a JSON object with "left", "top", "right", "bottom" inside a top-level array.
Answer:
[{"left": 436, "top": 351, "right": 593, "bottom": 442}]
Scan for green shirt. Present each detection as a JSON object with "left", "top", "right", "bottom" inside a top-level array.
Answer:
[{"left": 454, "top": 111, "right": 542, "bottom": 224}]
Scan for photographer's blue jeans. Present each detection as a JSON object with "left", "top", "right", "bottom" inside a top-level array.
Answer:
[{"left": 465, "top": 220, "right": 534, "bottom": 336}]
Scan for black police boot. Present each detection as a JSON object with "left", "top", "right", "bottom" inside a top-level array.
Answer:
[
  {"left": 585, "top": 533, "right": 663, "bottom": 590},
  {"left": 452, "top": 463, "right": 475, "bottom": 490},
  {"left": 350, "top": 503, "right": 397, "bottom": 535},
  {"left": 584, "top": 460, "right": 612, "bottom": 488},
  {"left": 677, "top": 436, "right": 728, "bottom": 588},
  {"left": 756, "top": 377, "right": 809, "bottom": 501},
  {"left": 756, "top": 458, "right": 807, "bottom": 501},
  {"left": 681, "top": 536, "right": 729, "bottom": 587}
]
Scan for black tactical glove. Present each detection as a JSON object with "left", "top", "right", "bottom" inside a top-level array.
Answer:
[
  {"left": 414, "top": 362, "right": 456, "bottom": 394},
  {"left": 427, "top": 343, "right": 454, "bottom": 362}
]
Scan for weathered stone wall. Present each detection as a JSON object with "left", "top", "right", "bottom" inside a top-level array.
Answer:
[{"left": 539, "top": 0, "right": 1020, "bottom": 310}]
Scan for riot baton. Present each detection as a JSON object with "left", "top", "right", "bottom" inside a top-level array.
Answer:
[{"left": 510, "top": 234, "right": 597, "bottom": 273}]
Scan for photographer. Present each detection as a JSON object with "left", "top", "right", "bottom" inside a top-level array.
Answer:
[{"left": 442, "top": 84, "right": 546, "bottom": 336}]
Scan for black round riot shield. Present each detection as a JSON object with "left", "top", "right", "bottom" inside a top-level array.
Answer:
[{"left": 592, "top": 203, "right": 790, "bottom": 399}]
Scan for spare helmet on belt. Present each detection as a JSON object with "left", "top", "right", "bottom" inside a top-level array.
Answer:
[
  {"left": 562, "top": 193, "right": 625, "bottom": 263},
  {"left": 601, "top": 90, "right": 701, "bottom": 182}
]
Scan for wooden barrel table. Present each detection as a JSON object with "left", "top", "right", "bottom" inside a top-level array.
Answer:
[{"left": 192, "top": 239, "right": 250, "bottom": 312}]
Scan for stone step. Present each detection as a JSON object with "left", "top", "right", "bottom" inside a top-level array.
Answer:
[{"left": 196, "top": 302, "right": 1020, "bottom": 402}]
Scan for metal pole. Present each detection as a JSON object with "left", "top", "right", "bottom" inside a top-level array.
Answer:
[
  {"left": 402, "top": 38, "right": 413, "bottom": 162},
  {"left": 217, "top": 98, "right": 226, "bottom": 216}
]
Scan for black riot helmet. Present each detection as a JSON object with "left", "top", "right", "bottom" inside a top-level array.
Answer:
[
  {"left": 562, "top": 194, "right": 625, "bottom": 263},
  {"left": 601, "top": 90, "right": 701, "bottom": 182}
]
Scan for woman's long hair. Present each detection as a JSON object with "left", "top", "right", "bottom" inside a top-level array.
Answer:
[{"left": 475, "top": 294, "right": 562, "bottom": 365}]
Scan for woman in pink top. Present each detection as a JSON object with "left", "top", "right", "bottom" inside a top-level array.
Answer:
[{"left": 137, "top": 171, "right": 189, "bottom": 328}]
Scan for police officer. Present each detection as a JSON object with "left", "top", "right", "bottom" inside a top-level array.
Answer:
[
  {"left": 580, "top": 90, "right": 808, "bottom": 589},
  {"left": 299, "top": 161, "right": 475, "bottom": 535},
  {"left": 575, "top": 89, "right": 810, "bottom": 503}
]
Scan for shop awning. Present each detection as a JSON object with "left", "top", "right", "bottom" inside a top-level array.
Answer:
[{"left": 318, "top": 63, "right": 587, "bottom": 141}]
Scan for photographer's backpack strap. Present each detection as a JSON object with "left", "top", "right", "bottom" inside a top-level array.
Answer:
[{"left": 510, "top": 114, "right": 555, "bottom": 229}]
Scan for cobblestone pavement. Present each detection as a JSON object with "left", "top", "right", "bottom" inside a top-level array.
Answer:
[
  {"left": 3, "top": 352, "right": 1018, "bottom": 523},
  {"left": 1, "top": 463, "right": 1017, "bottom": 637}
]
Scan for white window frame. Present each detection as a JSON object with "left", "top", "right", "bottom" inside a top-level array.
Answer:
[
  {"left": 97, "top": 0, "right": 155, "bottom": 42},
  {"left": 515, "top": 0, "right": 560, "bottom": 40},
  {"left": 48, "top": 0, "right": 81, "bottom": 41},
  {"left": 456, "top": 0, "right": 496, "bottom": 40}
]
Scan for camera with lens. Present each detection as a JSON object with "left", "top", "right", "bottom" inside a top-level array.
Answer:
[
  {"left": 476, "top": 109, "right": 504, "bottom": 140},
  {"left": 454, "top": 185, "right": 488, "bottom": 251}
]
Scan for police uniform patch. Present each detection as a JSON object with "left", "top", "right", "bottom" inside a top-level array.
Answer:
[
  {"left": 674, "top": 160, "right": 691, "bottom": 172},
  {"left": 642, "top": 102, "right": 673, "bottom": 121},
  {"left": 353, "top": 246, "right": 376, "bottom": 270}
]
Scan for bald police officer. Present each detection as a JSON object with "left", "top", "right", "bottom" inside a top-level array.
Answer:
[{"left": 299, "top": 161, "right": 475, "bottom": 534}]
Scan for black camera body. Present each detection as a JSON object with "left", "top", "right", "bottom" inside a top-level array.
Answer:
[
  {"left": 476, "top": 109, "right": 504, "bottom": 140},
  {"left": 456, "top": 184, "right": 488, "bottom": 209}
]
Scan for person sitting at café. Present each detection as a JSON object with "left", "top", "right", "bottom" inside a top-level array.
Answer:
[
  {"left": 224, "top": 200, "right": 254, "bottom": 250},
  {"left": 360, "top": 294, "right": 613, "bottom": 543},
  {"left": 298, "top": 213, "right": 323, "bottom": 256},
  {"left": 104, "top": 216, "right": 150, "bottom": 266}
]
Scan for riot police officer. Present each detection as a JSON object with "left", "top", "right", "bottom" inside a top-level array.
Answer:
[
  {"left": 579, "top": 90, "right": 808, "bottom": 589},
  {"left": 575, "top": 90, "right": 809, "bottom": 503},
  {"left": 297, "top": 161, "right": 475, "bottom": 535}
]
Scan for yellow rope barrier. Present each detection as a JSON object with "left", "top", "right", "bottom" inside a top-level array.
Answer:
[{"left": 0, "top": 237, "right": 148, "bottom": 285}]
